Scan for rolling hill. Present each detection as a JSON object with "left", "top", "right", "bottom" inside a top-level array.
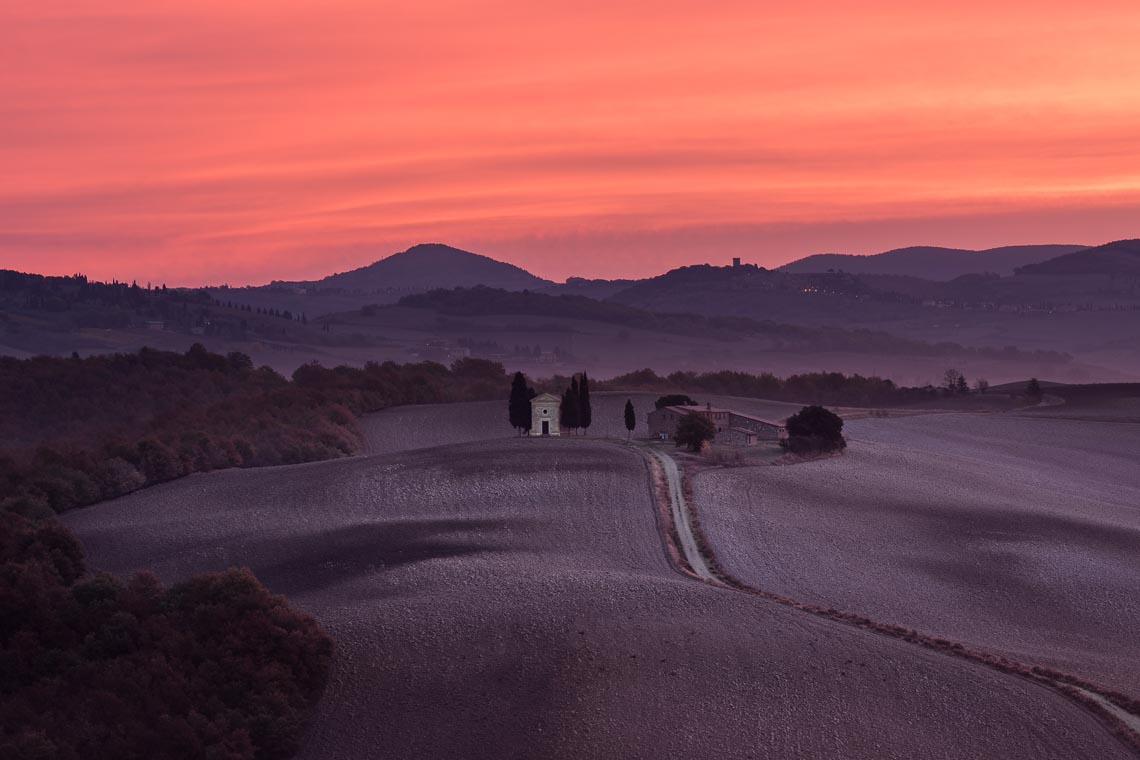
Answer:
[
  {"left": 779, "top": 244, "right": 1087, "bottom": 280},
  {"left": 1015, "top": 239, "right": 1140, "bottom": 276},
  {"left": 274, "top": 243, "right": 552, "bottom": 294}
]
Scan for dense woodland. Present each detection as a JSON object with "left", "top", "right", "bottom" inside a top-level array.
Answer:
[
  {"left": 0, "top": 511, "right": 333, "bottom": 759},
  {"left": 0, "top": 348, "right": 509, "bottom": 516}
]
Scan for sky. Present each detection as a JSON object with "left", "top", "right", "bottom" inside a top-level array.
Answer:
[{"left": 3, "top": 1, "right": 1140, "bottom": 286}]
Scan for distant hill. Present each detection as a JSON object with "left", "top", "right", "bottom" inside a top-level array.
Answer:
[
  {"left": 780, "top": 244, "right": 1087, "bottom": 280},
  {"left": 1014, "top": 239, "right": 1140, "bottom": 276},
  {"left": 607, "top": 263, "right": 892, "bottom": 322},
  {"left": 277, "top": 243, "right": 552, "bottom": 293}
]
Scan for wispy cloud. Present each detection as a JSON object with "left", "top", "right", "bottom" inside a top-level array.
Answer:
[{"left": 3, "top": 1, "right": 1140, "bottom": 283}]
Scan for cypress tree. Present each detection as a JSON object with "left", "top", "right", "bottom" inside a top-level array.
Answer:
[
  {"left": 525, "top": 386, "right": 535, "bottom": 431},
  {"left": 571, "top": 376, "right": 581, "bottom": 433},
  {"left": 624, "top": 399, "right": 636, "bottom": 439},
  {"left": 560, "top": 383, "right": 579, "bottom": 433},
  {"left": 508, "top": 371, "right": 531, "bottom": 434},
  {"left": 578, "top": 371, "right": 592, "bottom": 432}
]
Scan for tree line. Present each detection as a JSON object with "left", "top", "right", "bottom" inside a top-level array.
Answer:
[
  {"left": 590, "top": 368, "right": 936, "bottom": 407},
  {"left": 0, "top": 348, "right": 511, "bottom": 518}
]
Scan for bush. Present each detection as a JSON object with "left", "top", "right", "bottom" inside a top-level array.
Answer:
[
  {"left": 782, "top": 405, "right": 846, "bottom": 453},
  {"left": 0, "top": 513, "right": 333, "bottom": 760},
  {"left": 674, "top": 413, "right": 716, "bottom": 452}
]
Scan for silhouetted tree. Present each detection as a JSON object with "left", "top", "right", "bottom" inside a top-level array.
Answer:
[
  {"left": 560, "top": 381, "right": 579, "bottom": 433},
  {"left": 624, "top": 399, "right": 636, "bottom": 440},
  {"left": 974, "top": 378, "right": 990, "bottom": 394},
  {"left": 782, "top": 405, "right": 846, "bottom": 453},
  {"left": 508, "top": 371, "right": 531, "bottom": 434},
  {"left": 955, "top": 373, "right": 969, "bottom": 395},
  {"left": 1026, "top": 377, "right": 1043, "bottom": 399},
  {"left": 674, "top": 412, "right": 715, "bottom": 452},
  {"left": 578, "top": 371, "right": 592, "bottom": 433}
]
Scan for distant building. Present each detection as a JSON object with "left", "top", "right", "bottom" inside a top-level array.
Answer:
[
  {"left": 144, "top": 320, "right": 165, "bottom": 331},
  {"left": 646, "top": 403, "right": 786, "bottom": 446},
  {"left": 732, "top": 257, "right": 741, "bottom": 267},
  {"left": 530, "top": 393, "right": 561, "bottom": 436}
]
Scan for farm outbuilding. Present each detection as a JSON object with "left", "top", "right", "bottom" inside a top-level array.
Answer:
[
  {"left": 530, "top": 392, "right": 561, "bottom": 436},
  {"left": 647, "top": 403, "right": 786, "bottom": 445}
]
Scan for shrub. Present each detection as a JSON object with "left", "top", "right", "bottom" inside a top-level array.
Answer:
[
  {"left": 782, "top": 405, "right": 846, "bottom": 453},
  {"left": 0, "top": 513, "right": 333, "bottom": 760},
  {"left": 674, "top": 413, "right": 716, "bottom": 452}
]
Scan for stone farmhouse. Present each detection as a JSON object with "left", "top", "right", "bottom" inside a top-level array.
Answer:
[
  {"left": 647, "top": 403, "right": 787, "bottom": 446},
  {"left": 530, "top": 392, "right": 561, "bottom": 436}
]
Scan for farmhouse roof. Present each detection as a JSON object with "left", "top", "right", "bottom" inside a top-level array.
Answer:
[{"left": 663, "top": 404, "right": 786, "bottom": 428}]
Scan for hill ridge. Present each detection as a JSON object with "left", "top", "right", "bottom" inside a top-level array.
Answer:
[{"left": 780, "top": 244, "right": 1088, "bottom": 280}]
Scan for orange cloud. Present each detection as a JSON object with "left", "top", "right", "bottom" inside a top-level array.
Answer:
[{"left": 2, "top": 1, "right": 1140, "bottom": 283}]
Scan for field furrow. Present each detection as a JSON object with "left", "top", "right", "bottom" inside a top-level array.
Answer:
[{"left": 64, "top": 432, "right": 1137, "bottom": 759}]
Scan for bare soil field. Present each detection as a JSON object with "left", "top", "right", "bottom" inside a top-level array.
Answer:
[
  {"left": 1015, "top": 384, "right": 1140, "bottom": 423},
  {"left": 63, "top": 434, "right": 1135, "bottom": 759},
  {"left": 695, "top": 413, "right": 1140, "bottom": 695},
  {"left": 360, "top": 392, "right": 801, "bottom": 455}
]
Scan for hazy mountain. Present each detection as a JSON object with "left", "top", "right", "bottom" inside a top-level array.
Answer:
[
  {"left": 276, "top": 243, "right": 553, "bottom": 293},
  {"left": 1015, "top": 239, "right": 1140, "bottom": 276},
  {"left": 385, "top": 285, "right": 1069, "bottom": 362},
  {"left": 779, "top": 244, "right": 1087, "bottom": 280},
  {"left": 608, "top": 263, "right": 889, "bottom": 322}
]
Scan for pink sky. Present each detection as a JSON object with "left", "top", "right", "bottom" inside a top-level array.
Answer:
[{"left": 3, "top": 1, "right": 1140, "bottom": 285}]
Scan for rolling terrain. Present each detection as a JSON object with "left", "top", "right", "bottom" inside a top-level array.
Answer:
[
  {"left": 779, "top": 244, "right": 1087, "bottom": 280},
  {"left": 1016, "top": 239, "right": 1140, "bottom": 276},
  {"left": 694, "top": 413, "right": 1140, "bottom": 696},
  {"left": 8, "top": 238, "right": 1140, "bottom": 381},
  {"left": 63, "top": 428, "right": 1135, "bottom": 759},
  {"left": 359, "top": 392, "right": 803, "bottom": 454},
  {"left": 267, "top": 243, "right": 553, "bottom": 298}
]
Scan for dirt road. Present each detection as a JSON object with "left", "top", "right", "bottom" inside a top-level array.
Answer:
[{"left": 643, "top": 445, "right": 715, "bottom": 582}]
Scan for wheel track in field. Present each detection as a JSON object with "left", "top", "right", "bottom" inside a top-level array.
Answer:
[{"left": 625, "top": 440, "right": 1140, "bottom": 756}]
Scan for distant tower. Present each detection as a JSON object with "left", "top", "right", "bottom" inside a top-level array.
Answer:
[{"left": 732, "top": 257, "right": 741, "bottom": 267}]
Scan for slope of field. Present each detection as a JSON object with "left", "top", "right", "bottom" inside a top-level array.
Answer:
[
  {"left": 63, "top": 435, "right": 1134, "bottom": 759},
  {"left": 695, "top": 413, "right": 1140, "bottom": 695},
  {"left": 360, "top": 392, "right": 802, "bottom": 455},
  {"left": 1015, "top": 384, "right": 1140, "bottom": 423}
]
